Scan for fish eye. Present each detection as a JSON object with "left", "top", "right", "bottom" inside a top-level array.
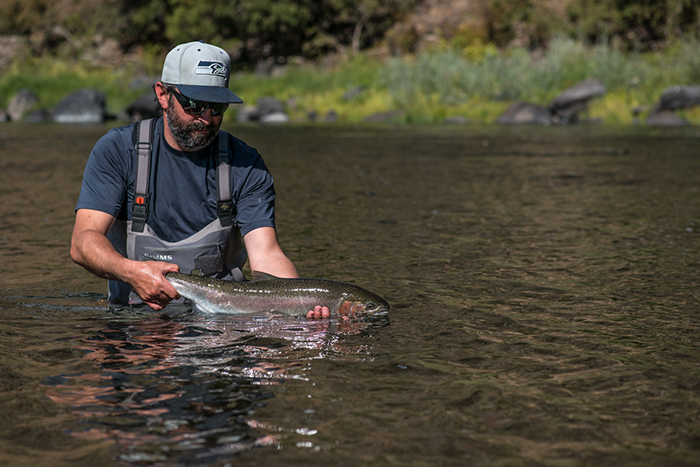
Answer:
[{"left": 366, "top": 303, "right": 376, "bottom": 310}]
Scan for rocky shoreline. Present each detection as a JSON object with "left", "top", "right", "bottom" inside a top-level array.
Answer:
[{"left": 3, "top": 81, "right": 699, "bottom": 126}]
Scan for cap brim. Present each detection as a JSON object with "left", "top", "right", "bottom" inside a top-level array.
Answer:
[{"left": 177, "top": 85, "right": 243, "bottom": 104}]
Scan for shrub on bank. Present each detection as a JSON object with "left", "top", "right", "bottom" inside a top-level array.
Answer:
[
  {"left": 377, "top": 36, "right": 700, "bottom": 124},
  {"left": 2, "top": 37, "right": 700, "bottom": 125}
]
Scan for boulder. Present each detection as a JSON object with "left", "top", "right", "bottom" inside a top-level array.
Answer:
[
  {"left": 236, "top": 96, "right": 289, "bottom": 123},
  {"left": 52, "top": 88, "right": 106, "bottom": 123},
  {"left": 653, "top": 85, "right": 700, "bottom": 112},
  {"left": 7, "top": 89, "right": 39, "bottom": 121},
  {"left": 549, "top": 78, "right": 606, "bottom": 124},
  {"left": 646, "top": 110, "right": 689, "bottom": 126},
  {"left": 323, "top": 110, "right": 339, "bottom": 123},
  {"left": 255, "top": 97, "right": 285, "bottom": 116},
  {"left": 307, "top": 109, "right": 339, "bottom": 123},
  {"left": 259, "top": 112, "right": 290, "bottom": 123},
  {"left": 24, "top": 109, "right": 50, "bottom": 123},
  {"left": 496, "top": 102, "right": 551, "bottom": 125},
  {"left": 124, "top": 91, "right": 161, "bottom": 121}
]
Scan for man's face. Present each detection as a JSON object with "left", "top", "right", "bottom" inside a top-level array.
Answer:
[{"left": 165, "top": 92, "right": 222, "bottom": 151}]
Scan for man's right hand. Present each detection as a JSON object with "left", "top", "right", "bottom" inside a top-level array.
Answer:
[
  {"left": 129, "top": 261, "right": 181, "bottom": 311},
  {"left": 71, "top": 209, "right": 182, "bottom": 311}
]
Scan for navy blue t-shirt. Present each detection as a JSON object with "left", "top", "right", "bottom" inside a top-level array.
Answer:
[{"left": 76, "top": 117, "right": 276, "bottom": 242}]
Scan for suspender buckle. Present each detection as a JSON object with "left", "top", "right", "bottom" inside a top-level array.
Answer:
[
  {"left": 132, "top": 193, "right": 149, "bottom": 232},
  {"left": 217, "top": 200, "right": 235, "bottom": 227}
]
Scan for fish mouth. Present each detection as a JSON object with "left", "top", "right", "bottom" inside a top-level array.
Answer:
[{"left": 369, "top": 307, "right": 390, "bottom": 317}]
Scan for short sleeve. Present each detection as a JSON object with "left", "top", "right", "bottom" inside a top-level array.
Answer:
[
  {"left": 75, "top": 125, "right": 134, "bottom": 218},
  {"left": 229, "top": 138, "right": 276, "bottom": 236}
]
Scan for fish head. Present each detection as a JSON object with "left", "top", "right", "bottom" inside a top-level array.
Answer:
[{"left": 338, "top": 291, "right": 390, "bottom": 318}]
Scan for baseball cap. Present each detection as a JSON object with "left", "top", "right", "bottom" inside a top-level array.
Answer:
[{"left": 161, "top": 41, "right": 243, "bottom": 104}]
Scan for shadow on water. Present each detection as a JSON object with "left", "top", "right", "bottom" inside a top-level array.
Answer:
[{"left": 2, "top": 123, "right": 700, "bottom": 466}]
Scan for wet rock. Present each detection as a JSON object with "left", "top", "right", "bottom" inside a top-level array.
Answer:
[
  {"left": 124, "top": 91, "right": 161, "bottom": 121},
  {"left": 654, "top": 85, "right": 700, "bottom": 112},
  {"left": 324, "top": 110, "right": 338, "bottom": 123},
  {"left": 309, "top": 109, "right": 339, "bottom": 123},
  {"left": 236, "top": 105, "right": 255, "bottom": 122},
  {"left": 237, "top": 96, "right": 288, "bottom": 123},
  {"left": 496, "top": 102, "right": 551, "bottom": 125},
  {"left": 256, "top": 97, "right": 285, "bottom": 115},
  {"left": 646, "top": 110, "right": 689, "bottom": 126},
  {"left": 7, "top": 89, "right": 39, "bottom": 121},
  {"left": 52, "top": 88, "right": 106, "bottom": 123},
  {"left": 259, "top": 111, "right": 290, "bottom": 123},
  {"left": 498, "top": 79, "right": 606, "bottom": 125},
  {"left": 24, "top": 109, "right": 51, "bottom": 123},
  {"left": 549, "top": 78, "right": 606, "bottom": 124}
]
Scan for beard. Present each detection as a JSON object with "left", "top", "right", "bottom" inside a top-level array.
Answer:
[{"left": 165, "top": 100, "right": 221, "bottom": 151}]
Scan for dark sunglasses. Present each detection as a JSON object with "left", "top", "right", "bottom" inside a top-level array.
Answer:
[{"left": 170, "top": 88, "right": 229, "bottom": 116}]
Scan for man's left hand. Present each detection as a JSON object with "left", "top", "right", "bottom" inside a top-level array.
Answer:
[{"left": 307, "top": 306, "right": 330, "bottom": 319}]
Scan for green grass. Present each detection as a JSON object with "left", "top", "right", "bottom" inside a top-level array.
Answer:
[
  {"left": 0, "top": 57, "right": 151, "bottom": 114},
  {"left": 378, "top": 36, "right": 700, "bottom": 124},
  {"left": 3, "top": 37, "right": 700, "bottom": 124}
]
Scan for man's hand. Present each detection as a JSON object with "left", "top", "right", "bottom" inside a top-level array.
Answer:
[
  {"left": 71, "top": 209, "right": 183, "bottom": 311},
  {"left": 307, "top": 305, "right": 330, "bottom": 319},
  {"left": 129, "top": 261, "right": 181, "bottom": 311}
]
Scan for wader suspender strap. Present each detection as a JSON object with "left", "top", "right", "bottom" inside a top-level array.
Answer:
[
  {"left": 216, "top": 133, "right": 234, "bottom": 227},
  {"left": 131, "top": 118, "right": 234, "bottom": 230},
  {"left": 131, "top": 118, "right": 154, "bottom": 233}
]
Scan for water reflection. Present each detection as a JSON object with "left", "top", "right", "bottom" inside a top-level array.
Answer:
[{"left": 41, "top": 307, "right": 386, "bottom": 465}]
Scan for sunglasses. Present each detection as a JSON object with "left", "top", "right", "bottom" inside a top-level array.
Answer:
[{"left": 170, "top": 88, "right": 229, "bottom": 116}]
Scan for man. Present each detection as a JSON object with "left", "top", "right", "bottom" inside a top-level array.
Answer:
[{"left": 71, "top": 41, "right": 330, "bottom": 318}]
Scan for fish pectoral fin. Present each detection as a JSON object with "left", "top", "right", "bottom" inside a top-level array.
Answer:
[{"left": 251, "top": 270, "right": 280, "bottom": 282}]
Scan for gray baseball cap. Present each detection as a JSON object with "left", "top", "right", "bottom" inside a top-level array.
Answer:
[{"left": 161, "top": 41, "right": 243, "bottom": 104}]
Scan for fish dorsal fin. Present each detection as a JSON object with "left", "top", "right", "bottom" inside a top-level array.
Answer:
[
  {"left": 190, "top": 269, "right": 205, "bottom": 276},
  {"left": 251, "top": 270, "right": 279, "bottom": 282}
]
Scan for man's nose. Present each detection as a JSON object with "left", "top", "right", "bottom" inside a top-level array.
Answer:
[{"left": 197, "top": 108, "right": 214, "bottom": 123}]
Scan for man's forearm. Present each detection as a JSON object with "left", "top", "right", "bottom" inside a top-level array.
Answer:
[
  {"left": 244, "top": 227, "right": 300, "bottom": 278},
  {"left": 70, "top": 229, "right": 132, "bottom": 282},
  {"left": 71, "top": 227, "right": 181, "bottom": 310},
  {"left": 250, "top": 251, "right": 299, "bottom": 278}
]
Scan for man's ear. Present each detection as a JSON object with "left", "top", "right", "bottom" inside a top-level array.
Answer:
[{"left": 154, "top": 82, "right": 170, "bottom": 111}]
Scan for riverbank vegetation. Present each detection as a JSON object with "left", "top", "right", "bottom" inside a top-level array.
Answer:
[
  {"left": 1, "top": 0, "right": 699, "bottom": 124},
  {"left": 229, "top": 35, "right": 700, "bottom": 124}
]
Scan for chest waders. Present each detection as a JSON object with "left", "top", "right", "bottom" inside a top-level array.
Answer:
[{"left": 107, "top": 118, "right": 247, "bottom": 305}]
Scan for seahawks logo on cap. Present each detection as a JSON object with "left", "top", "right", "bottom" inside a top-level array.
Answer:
[{"left": 194, "top": 61, "right": 228, "bottom": 77}]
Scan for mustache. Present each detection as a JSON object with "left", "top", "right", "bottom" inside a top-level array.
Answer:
[{"left": 188, "top": 121, "right": 216, "bottom": 132}]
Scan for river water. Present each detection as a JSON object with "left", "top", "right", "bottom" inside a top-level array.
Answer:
[{"left": 1, "top": 122, "right": 699, "bottom": 466}]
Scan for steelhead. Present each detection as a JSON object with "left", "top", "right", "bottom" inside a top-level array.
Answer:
[{"left": 166, "top": 271, "right": 390, "bottom": 318}]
